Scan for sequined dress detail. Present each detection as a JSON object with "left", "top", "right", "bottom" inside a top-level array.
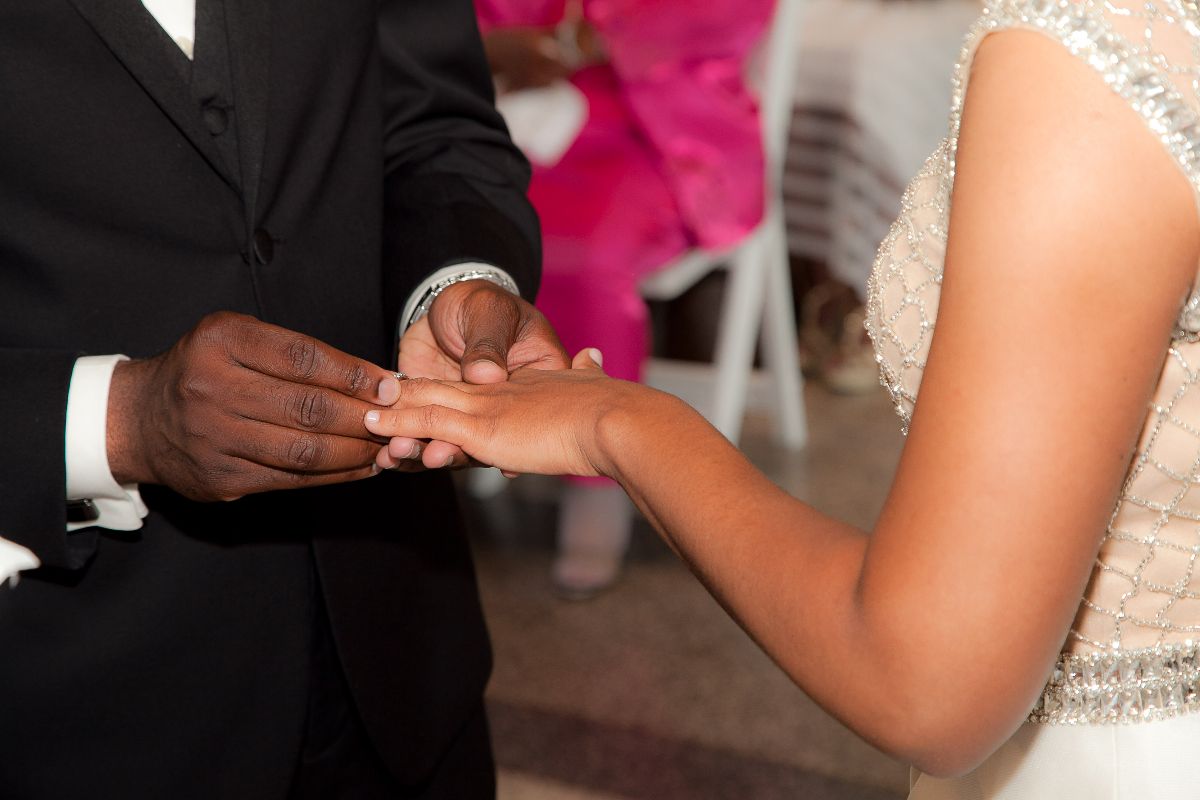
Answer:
[{"left": 866, "top": 0, "right": 1200, "bottom": 726}]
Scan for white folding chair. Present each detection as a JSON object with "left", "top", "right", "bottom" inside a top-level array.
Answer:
[{"left": 640, "top": 0, "right": 807, "bottom": 450}]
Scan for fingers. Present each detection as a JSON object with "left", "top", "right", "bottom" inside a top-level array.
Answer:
[
  {"left": 386, "top": 437, "right": 425, "bottom": 462},
  {"left": 232, "top": 461, "right": 381, "bottom": 498},
  {"left": 365, "top": 403, "right": 476, "bottom": 447},
  {"left": 427, "top": 280, "right": 570, "bottom": 383},
  {"left": 374, "top": 437, "right": 465, "bottom": 472},
  {"left": 229, "top": 374, "right": 389, "bottom": 441},
  {"left": 419, "top": 440, "right": 470, "bottom": 470},
  {"left": 371, "top": 378, "right": 476, "bottom": 421},
  {"left": 225, "top": 417, "right": 382, "bottom": 475},
  {"left": 456, "top": 290, "right": 520, "bottom": 385},
  {"left": 188, "top": 421, "right": 381, "bottom": 501},
  {"left": 375, "top": 443, "right": 428, "bottom": 474},
  {"left": 365, "top": 379, "right": 478, "bottom": 467},
  {"left": 203, "top": 312, "right": 400, "bottom": 403},
  {"left": 572, "top": 348, "right": 605, "bottom": 371}
]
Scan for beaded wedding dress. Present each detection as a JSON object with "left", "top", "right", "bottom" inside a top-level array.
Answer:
[{"left": 867, "top": 0, "right": 1200, "bottom": 796}]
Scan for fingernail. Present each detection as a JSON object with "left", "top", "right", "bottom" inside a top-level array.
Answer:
[
  {"left": 406, "top": 443, "right": 422, "bottom": 459},
  {"left": 371, "top": 463, "right": 382, "bottom": 476},
  {"left": 365, "top": 410, "right": 381, "bottom": 424},
  {"left": 587, "top": 348, "right": 603, "bottom": 367},
  {"left": 377, "top": 378, "right": 400, "bottom": 406},
  {"left": 441, "top": 456, "right": 455, "bottom": 469}
]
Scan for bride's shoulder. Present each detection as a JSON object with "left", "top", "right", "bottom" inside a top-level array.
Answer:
[
  {"left": 970, "top": 0, "right": 1200, "bottom": 51},
  {"left": 951, "top": 0, "right": 1200, "bottom": 189}
]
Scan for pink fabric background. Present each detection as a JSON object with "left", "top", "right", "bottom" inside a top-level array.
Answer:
[{"left": 477, "top": 2, "right": 771, "bottom": 484}]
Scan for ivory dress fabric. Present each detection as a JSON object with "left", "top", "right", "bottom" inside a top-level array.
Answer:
[{"left": 866, "top": 0, "right": 1200, "bottom": 795}]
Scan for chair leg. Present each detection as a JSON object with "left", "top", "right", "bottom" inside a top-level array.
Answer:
[
  {"left": 710, "top": 233, "right": 770, "bottom": 445},
  {"left": 761, "top": 216, "right": 808, "bottom": 450}
]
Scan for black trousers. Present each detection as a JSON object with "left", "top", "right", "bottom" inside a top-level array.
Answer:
[{"left": 288, "top": 589, "right": 496, "bottom": 799}]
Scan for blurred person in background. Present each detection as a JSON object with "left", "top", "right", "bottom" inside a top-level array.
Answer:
[{"left": 475, "top": 0, "right": 774, "bottom": 597}]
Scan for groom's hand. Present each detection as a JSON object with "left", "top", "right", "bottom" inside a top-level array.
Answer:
[
  {"left": 106, "top": 312, "right": 402, "bottom": 502},
  {"left": 394, "top": 279, "right": 568, "bottom": 468}
]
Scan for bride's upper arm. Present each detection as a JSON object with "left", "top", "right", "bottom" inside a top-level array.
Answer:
[{"left": 859, "top": 28, "right": 1200, "bottom": 774}]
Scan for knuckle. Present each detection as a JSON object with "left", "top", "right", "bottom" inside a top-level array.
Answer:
[
  {"left": 193, "top": 311, "right": 243, "bottom": 349},
  {"left": 286, "top": 337, "right": 320, "bottom": 380},
  {"left": 177, "top": 373, "right": 214, "bottom": 404},
  {"left": 343, "top": 363, "right": 371, "bottom": 396},
  {"left": 418, "top": 404, "right": 443, "bottom": 429},
  {"left": 180, "top": 418, "right": 209, "bottom": 443},
  {"left": 398, "top": 377, "right": 432, "bottom": 403},
  {"left": 285, "top": 435, "right": 323, "bottom": 470},
  {"left": 290, "top": 387, "right": 333, "bottom": 430}
]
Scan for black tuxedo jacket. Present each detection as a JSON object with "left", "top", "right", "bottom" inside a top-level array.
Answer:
[{"left": 0, "top": 1, "right": 538, "bottom": 797}]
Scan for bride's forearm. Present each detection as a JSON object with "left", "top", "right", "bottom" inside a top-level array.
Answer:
[
  {"left": 593, "top": 389, "right": 1047, "bottom": 776},
  {"left": 592, "top": 391, "right": 942, "bottom": 762}
]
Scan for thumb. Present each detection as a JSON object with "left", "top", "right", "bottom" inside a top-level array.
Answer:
[
  {"left": 571, "top": 347, "right": 605, "bottom": 372},
  {"left": 460, "top": 322, "right": 514, "bottom": 385}
]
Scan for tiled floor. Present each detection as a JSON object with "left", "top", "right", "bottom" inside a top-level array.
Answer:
[{"left": 464, "top": 382, "right": 911, "bottom": 799}]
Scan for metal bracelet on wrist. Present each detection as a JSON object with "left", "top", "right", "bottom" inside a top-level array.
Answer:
[{"left": 405, "top": 269, "right": 520, "bottom": 330}]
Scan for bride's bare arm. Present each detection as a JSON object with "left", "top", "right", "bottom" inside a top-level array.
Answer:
[{"left": 367, "top": 30, "right": 1200, "bottom": 777}]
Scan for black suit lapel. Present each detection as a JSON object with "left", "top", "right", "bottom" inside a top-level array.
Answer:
[
  {"left": 66, "top": 0, "right": 241, "bottom": 191},
  {"left": 222, "top": 0, "right": 272, "bottom": 223}
]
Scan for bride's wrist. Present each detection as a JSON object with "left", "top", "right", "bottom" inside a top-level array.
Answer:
[{"left": 591, "top": 384, "right": 689, "bottom": 482}]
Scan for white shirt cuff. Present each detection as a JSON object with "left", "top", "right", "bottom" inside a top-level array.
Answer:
[
  {"left": 398, "top": 263, "right": 519, "bottom": 335},
  {"left": 65, "top": 355, "right": 149, "bottom": 533},
  {"left": 0, "top": 539, "right": 40, "bottom": 589}
]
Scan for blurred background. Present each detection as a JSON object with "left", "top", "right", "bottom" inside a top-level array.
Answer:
[{"left": 466, "top": 0, "right": 980, "bottom": 796}]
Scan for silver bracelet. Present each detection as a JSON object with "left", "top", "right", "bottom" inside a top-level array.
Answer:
[{"left": 405, "top": 268, "right": 520, "bottom": 330}]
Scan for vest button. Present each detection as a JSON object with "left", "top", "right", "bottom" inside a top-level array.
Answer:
[
  {"left": 253, "top": 229, "right": 275, "bottom": 265},
  {"left": 202, "top": 103, "right": 228, "bottom": 136}
]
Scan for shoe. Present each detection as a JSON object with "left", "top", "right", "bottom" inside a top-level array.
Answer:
[
  {"left": 551, "top": 548, "right": 622, "bottom": 600},
  {"left": 822, "top": 307, "right": 880, "bottom": 395},
  {"left": 550, "top": 483, "right": 631, "bottom": 600},
  {"left": 798, "top": 280, "right": 843, "bottom": 377}
]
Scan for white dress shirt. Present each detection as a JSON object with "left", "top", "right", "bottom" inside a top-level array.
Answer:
[{"left": 0, "top": 0, "right": 516, "bottom": 587}]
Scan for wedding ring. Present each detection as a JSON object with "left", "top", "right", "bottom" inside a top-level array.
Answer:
[{"left": 393, "top": 371, "right": 408, "bottom": 381}]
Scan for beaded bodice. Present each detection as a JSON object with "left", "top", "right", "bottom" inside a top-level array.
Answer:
[{"left": 867, "top": 0, "right": 1200, "bottom": 723}]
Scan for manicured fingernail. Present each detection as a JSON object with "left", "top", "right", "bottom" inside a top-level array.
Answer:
[
  {"left": 371, "top": 463, "right": 382, "bottom": 476},
  {"left": 406, "top": 443, "right": 422, "bottom": 459},
  {"left": 365, "top": 410, "right": 381, "bottom": 424},
  {"left": 441, "top": 456, "right": 455, "bottom": 469},
  {"left": 587, "top": 348, "right": 603, "bottom": 367},
  {"left": 378, "top": 378, "right": 400, "bottom": 405}
]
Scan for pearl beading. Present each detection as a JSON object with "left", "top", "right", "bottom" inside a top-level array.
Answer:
[{"left": 1031, "top": 641, "right": 1200, "bottom": 724}]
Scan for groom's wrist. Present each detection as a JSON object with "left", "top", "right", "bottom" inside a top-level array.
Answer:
[{"left": 397, "top": 263, "right": 518, "bottom": 337}]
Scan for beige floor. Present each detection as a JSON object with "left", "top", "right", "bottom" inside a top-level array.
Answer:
[
  {"left": 498, "top": 771, "right": 629, "bottom": 800},
  {"left": 467, "top": 382, "right": 910, "bottom": 799}
]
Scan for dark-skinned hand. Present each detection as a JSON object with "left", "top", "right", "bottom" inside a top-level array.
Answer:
[
  {"left": 389, "top": 279, "right": 569, "bottom": 471},
  {"left": 107, "top": 311, "right": 403, "bottom": 502}
]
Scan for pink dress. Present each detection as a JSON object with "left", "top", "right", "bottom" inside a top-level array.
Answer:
[{"left": 476, "top": 0, "right": 771, "bottom": 386}]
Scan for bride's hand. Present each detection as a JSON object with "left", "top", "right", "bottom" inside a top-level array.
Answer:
[{"left": 364, "top": 349, "right": 646, "bottom": 477}]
